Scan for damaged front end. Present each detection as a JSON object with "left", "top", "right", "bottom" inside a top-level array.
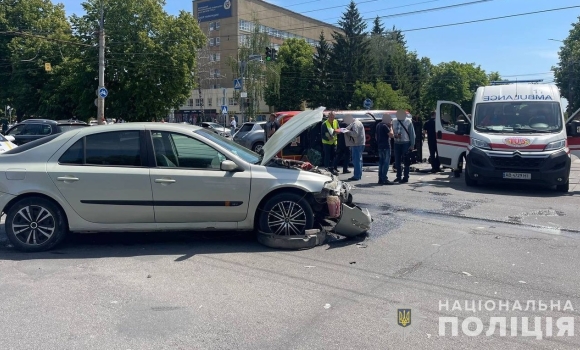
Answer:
[{"left": 271, "top": 158, "right": 373, "bottom": 238}]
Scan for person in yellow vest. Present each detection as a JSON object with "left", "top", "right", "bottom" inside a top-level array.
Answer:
[{"left": 321, "top": 111, "right": 339, "bottom": 175}]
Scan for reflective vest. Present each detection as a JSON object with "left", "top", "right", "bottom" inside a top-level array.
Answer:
[{"left": 322, "top": 119, "right": 339, "bottom": 145}]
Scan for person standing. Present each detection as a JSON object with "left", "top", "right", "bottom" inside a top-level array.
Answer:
[
  {"left": 230, "top": 116, "right": 237, "bottom": 135},
  {"left": 376, "top": 114, "right": 394, "bottom": 185},
  {"left": 423, "top": 111, "right": 442, "bottom": 173},
  {"left": 339, "top": 114, "right": 365, "bottom": 181},
  {"left": 412, "top": 115, "right": 423, "bottom": 163},
  {"left": 393, "top": 110, "right": 415, "bottom": 183},
  {"left": 321, "top": 111, "right": 339, "bottom": 175},
  {"left": 265, "top": 113, "right": 279, "bottom": 142},
  {"left": 333, "top": 121, "right": 351, "bottom": 174}
]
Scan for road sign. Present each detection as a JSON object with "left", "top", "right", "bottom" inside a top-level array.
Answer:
[
  {"left": 221, "top": 105, "right": 228, "bottom": 115},
  {"left": 364, "top": 98, "right": 373, "bottom": 109},
  {"left": 240, "top": 92, "right": 247, "bottom": 98},
  {"left": 233, "top": 78, "right": 242, "bottom": 90},
  {"left": 98, "top": 87, "right": 108, "bottom": 98}
]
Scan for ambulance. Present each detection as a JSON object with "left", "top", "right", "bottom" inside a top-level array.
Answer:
[{"left": 435, "top": 81, "right": 580, "bottom": 192}]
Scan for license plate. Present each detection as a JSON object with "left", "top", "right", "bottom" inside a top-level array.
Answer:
[{"left": 503, "top": 172, "right": 531, "bottom": 180}]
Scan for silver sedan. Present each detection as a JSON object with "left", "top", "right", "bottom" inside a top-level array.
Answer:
[{"left": 0, "top": 109, "right": 372, "bottom": 252}]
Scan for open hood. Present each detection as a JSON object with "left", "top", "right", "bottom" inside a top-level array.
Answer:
[{"left": 260, "top": 107, "right": 325, "bottom": 166}]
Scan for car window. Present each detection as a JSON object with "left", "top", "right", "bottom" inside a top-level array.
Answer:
[
  {"left": 152, "top": 131, "right": 225, "bottom": 169},
  {"left": 59, "top": 139, "right": 84, "bottom": 164},
  {"left": 259, "top": 123, "right": 266, "bottom": 130},
  {"left": 21, "top": 124, "right": 49, "bottom": 135},
  {"left": 59, "top": 125, "right": 88, "bottom": 133},
  {"left": 7, "top": 124, "right": 27, "bottom": 135},
  {"left": 85, "top": 131, "right": 142, "bottom": 166},
  {"left": 238, "top": 124, "right": 253, "bottom": 133}
]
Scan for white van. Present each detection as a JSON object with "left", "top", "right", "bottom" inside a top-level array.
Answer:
[{"left": 435, "top": 81, "right": 580, "bottom": 192}]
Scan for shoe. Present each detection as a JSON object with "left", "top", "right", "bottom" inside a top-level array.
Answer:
[
  {"left": 401, "top": 178, "right": 409, "bottom": 183},
  {"left": 347, "top": 177, "right": 360, "bottom": 181},
  {"left": 384, "top": 180, "right": 393, "bottom": 185},
  {"left": 343, "top": 170, "right": 351, "bottom": 174},
  {"left": 377, "top": 181, "right": 384, "bottom": 185},
  {"left": 393, "top": 178, "right": 401, "bottom": 183}
]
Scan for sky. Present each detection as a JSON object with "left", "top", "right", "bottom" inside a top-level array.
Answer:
[{"left": 59, "top": 0, "right": 579, "bottom": 92}]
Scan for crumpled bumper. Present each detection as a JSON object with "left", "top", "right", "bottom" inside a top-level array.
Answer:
[{"left": 334, "top": 203, "right": 372, "bottom": 237}]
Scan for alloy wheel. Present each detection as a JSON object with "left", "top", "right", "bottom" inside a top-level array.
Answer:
[
  {"left": 11, "top": 205, "right": 56, "bottom": 246},
  {"left": 267, "top": 201, "right": 307, "bottom": 236}
]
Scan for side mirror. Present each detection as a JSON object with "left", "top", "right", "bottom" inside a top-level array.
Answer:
[
  {"left": 220, "top": 160, "right": 239, "bottom": 172},
  {"left": 567, "top": 121, "right": 580, "bottom": 137},
  {"left": 455, "top": 121, "right": 471, "bottom": 136},
  {"left": 5, "top": 135, "right": 15, "bottom": 142}
]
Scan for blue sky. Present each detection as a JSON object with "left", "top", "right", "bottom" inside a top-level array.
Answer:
[{"left": 60, "top": 0, "right": 579, "bottom": 82}]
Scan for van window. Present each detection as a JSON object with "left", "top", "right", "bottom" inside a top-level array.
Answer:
[
  {"left": 474, "top": 102, "right": 562, "bottom": 133},
  {"left": 439, "top": 104, "right": 466, "bottom": 133}
]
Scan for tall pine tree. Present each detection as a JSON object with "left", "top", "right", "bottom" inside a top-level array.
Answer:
[
  {"left": 329, "top": 1, "right": 371, "bottom": 109},
  {"left": 308, "top": 32, "right": 332, "bottom": 109},
  {"left": 371, "top": 16, "right": 384, "bottom": 35}
]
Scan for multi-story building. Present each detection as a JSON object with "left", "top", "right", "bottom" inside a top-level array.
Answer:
[{"left": 175, "top": 0, "right": 338, "bottom": 124}]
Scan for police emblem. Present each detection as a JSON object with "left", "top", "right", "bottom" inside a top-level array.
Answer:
[
  {"left": 224, "top": 0, "right": 231, "bottom": 10},
  {"left": 397, "top": 309, "right": 411, "bottom": 327}
]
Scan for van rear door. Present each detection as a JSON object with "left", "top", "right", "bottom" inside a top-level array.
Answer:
[
  {"left": 436, "top": 101, "right": 471, "bottom": 170},
  {"left": 566, "top": 107, "right": 580, "bottom": 158}
]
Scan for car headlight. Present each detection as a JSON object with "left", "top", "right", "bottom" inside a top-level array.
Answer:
[
  {"left": 544, "top": 139, "right": 566, "bottom": 151},
  {"left": 471, "top": 138, "right": 491, "bottom": 150}
]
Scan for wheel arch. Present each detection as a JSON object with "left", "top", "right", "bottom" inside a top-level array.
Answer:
[
  {"left": 253, "top": 187, "right": 312, "bottom": 228},
  {"left": 2, "top": 193, "right": 69, "bottom": 228}
]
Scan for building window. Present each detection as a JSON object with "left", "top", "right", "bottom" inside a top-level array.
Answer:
[
  {"left": 209, "top": 38, "right": 215, "bottom": 46},
  {"left": 213, "top": 69, "right": 220, "bottom": 78},
  {"left": 210, "top": 22, "right": 215, "bottom": 31},
  {"left": 215, "top": 53, "right": 220, "bottom": 61},
  {"left": 195, "top": 98, "right": 203, "bottom": 107},
  {"left": 188, "top": 98, "right": 194, "bottom": 107},
  {"left": 215, "top": 37, "right": 220, "bottom": 46},
  {"left": 215, "top": 21, "right": 220, "bottom": 30},
  {"left": 207, "top": 98, "right": 213, "bottom": 107},
  {"left": 228, "top": 98, "right": 238, "bottom": 106},
  {"left": 213, "top": 84, "right": 221, "bottom": 89}
]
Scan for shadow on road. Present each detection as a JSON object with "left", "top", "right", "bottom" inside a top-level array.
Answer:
[{"left": 0, "top": 230, "right": 366, "bottom": 261}]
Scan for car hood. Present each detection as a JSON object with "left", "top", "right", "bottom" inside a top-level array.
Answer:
[{"left": 260, "top": 107, "right": 325, "bottom": 165}]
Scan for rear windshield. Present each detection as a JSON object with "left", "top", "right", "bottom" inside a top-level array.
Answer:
[
  {"left": 59, "top": 124, "right": 89, "bottom": 132},
  {"left": 2, "top": 134, "right": 60, "bottom": 154},
  {"left": 238, "top": 124, "right": 254, "bottom": 132}
]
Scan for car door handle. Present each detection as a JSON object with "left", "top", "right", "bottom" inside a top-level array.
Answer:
[
  {"left": 57, "top": 176, "right": 79, "bottom": 182},
  {"left": 154, "top": 178, "right": 176, "bottom": 184}
]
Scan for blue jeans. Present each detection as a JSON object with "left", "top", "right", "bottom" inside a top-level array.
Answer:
[
  {"left": 351, "top": 145, "right": 364, "bottom": 180},
  {"left": 394, "top": 142, "right": 411, "bottom": 180},
  {"left": 378, "top": 148, "right": 391, "bottom": 183}
]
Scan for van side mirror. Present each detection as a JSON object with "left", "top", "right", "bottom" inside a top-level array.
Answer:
[
  {"left": 455, "top": 121, "right": 471, "bottom": 136},
  {"left": 567, "top": 120, "right": 580, "bottom": 137}
]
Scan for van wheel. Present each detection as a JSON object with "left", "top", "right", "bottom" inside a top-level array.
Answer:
[
  {"left": 464, "top": 165, "right": 478, "bottom": 187},
  {"left": 4, "top": 197, "right": 68, "bottom": 252},
  {"left": 556, "top": 182, "right": 569, "bottom": 193},
  {"left": 258, "top": 193, "right": 314, "bottom": 236}
]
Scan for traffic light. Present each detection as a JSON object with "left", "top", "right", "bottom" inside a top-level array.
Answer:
[
  {"left": 265, "top": 47, "right": 272, "bottom": 61},
  {"left": 271, "top": 49, "right": 277, "bottom": 61}
]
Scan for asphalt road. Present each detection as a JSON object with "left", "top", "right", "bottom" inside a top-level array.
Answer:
[{"left": 1, "top": 154, "right": 580, "bottom": 349}]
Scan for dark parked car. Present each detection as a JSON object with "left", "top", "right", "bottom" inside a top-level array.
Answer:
[{"left": 4, "top": 119, "right": 89, "bottom": 145}]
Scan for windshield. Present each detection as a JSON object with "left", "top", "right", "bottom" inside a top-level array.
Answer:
[
  {"left": 474, "top": 102, "right": 563, "bottom": 133},
  {"left": 195, "top": 129, "right": 260, "bottom": 164}
]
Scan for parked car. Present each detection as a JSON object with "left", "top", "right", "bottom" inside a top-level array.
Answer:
[
  {"left": 4, "top": 119, "right": 89, "bottom": 146},
  {"left": 0, "top": 134, "right": 17, "bottom": 153},
  {"left": 233, "top": 121, "right": 267, "bottom": 153},
  {"left": 201, "top": 122, "right": 232, "bottom": 138},
  {"left": 0, "top": 108, "right": 372, "bottom": 252}
]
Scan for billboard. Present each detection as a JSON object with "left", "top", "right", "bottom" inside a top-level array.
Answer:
[{"left": 197, "top": 0, "right": 232, "bottom": 22}]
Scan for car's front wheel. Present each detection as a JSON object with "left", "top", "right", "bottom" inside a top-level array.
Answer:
[
  {"left": 4, "top": 197, "right": 68, "bottom": 252},
  {"left": 252, "top": 142, "right": 264, "bottom": 154},
  {"left": 258, "top": 193, "right": 314, "bottom": 236}
]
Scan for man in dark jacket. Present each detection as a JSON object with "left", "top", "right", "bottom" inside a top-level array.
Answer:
[
  {"left": 376, "top": 114, "right": 394, "bottom": 184},
  {"left": 333, "top": 121, "right": 351, "bottom": 174},
  {"left": 412, "top": 115, "right": 423, "bottom": 162},
  {"left": 423, "top": 111, "right": 442, "bottom": 172}
]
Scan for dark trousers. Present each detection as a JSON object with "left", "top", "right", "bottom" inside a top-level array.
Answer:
[
  {"left": 323, "top": 144, "right": 336, "bottom": 169},
  {"left": 415, "top": 138, "right": 423, "bottom": 162},
  {"left": 428, "top": 141, "right": 441, "bottom": 170},
  {"left": 333, "top": 147, "right": 350, "bottom": 171}
]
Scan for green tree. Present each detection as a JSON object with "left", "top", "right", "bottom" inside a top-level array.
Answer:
[
  {"left": 0, "top": 0, "right": 73, "bottom": 121},
  {"left": 553, "top": 16, "right": 580, "bottom": 114},
  {"left": 352, "top": 80, "right": 411, "bottom": 110},
  {"left": 487, "top": 71, "right": 502, "bottom": 82},
  {"left": 307, "top": 32, "right": 332, "bottom": 109},
  {"left": 68, "top": 0, "right": 205, "bottom": 121},
  {"left": 266, "top": 38, "right": 313, "bottom": 111},
  {"left": 371, "top": 15, "right": 384, "bottom": 35},
  {"left": 329, "top": 0, "right": 371, "bottom": 109}
]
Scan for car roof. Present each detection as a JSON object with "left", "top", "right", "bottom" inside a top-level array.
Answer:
[{"left": 65, "top": 122, "right": 203, "bottom": 138}]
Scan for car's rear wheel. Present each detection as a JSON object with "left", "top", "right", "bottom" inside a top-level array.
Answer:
[
  {"left": 258, "top": 193, "right": 314, "bottom": 236},
  {"left": 5, "top": 197, "right": 68, "bottom": 252},
  {"left": 252, "top": 142, "right": 264, "bottom": 153}
]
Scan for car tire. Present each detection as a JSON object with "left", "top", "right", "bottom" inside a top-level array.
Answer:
[
  {"left": 252, "top": 142, "right": 264, "bottom": 153},
  {"left": 258, "top": 193, "right": 314, "bottom": 236},
  {"left": 556, "top": 182, "right": 569, "bottom": 193},
  {"left": 4, "top": 197, "right": 68, "bottom": 252},
  {"left": 464, "top": 165, "right": 478, "bottom": 187}
]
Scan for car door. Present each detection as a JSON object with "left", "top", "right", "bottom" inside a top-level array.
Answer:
[
  {"left": 436, "top": 101, "right": 471, "bottom": 169},
  {"left": 148, "top": 130, "right": 251, "bottom": 224},
  {"left": 5, "top": 124, "right": 28, "bottom": 145},
  {"left": 567, "top": 108, "right": 580, "bottom": 158},
  {"left": 47, "top": 129, "right": 155, "bottom": 224}
]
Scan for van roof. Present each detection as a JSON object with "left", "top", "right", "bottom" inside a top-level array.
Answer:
[{"left": 475, "top": 83, "right": 560, "bottom": 104}]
